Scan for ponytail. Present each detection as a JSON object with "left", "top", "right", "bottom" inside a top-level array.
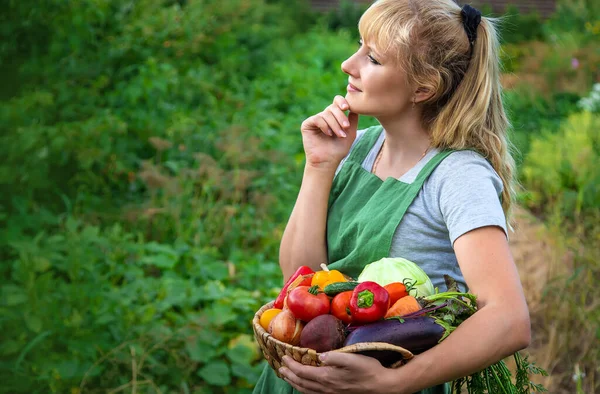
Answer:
[{"left": 428, "top": 16, "right": 516, "bottom": 224}]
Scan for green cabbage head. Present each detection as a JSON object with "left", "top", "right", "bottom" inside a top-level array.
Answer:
[{"left": 357, "top": 257, "right": 435, "bottom": 297}]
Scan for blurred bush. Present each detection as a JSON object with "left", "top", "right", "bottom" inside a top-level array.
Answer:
[
  {"left": 505, "top": 89, "right": 581, "bottom": 166},
  {"left": 0, "top": 0, "right": 358, "bottom": 392},
  {"left": 522, "top": 111, "right": 600, "bottom": 223},
  {"left": 543, "top": 0, "right": 600, "bottom": 44},
  {"left": 323, "top": 0, "right": 369, "bottom": 32},
  {"left": 520, "top": 92, "right": 600, "bottom": 393},
  {"left": 497, "top": 5, "right": 545, "bottom": 44}
]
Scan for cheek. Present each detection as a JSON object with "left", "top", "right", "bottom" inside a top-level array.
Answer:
[{"left": 367, "top": 77, "right": 407, "bottom": 106}]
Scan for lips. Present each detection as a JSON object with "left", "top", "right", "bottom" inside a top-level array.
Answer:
[{"left": 348, "top": 82, "right": 362, "bottom": 92}]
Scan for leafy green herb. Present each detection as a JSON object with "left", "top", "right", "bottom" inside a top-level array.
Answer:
[{"left": 418, "top": 276, "right": 548, "bottom": 394}]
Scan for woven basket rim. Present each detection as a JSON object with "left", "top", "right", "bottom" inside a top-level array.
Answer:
[{"left": 253, "top": 300, "right": 414, "bottom": 366}]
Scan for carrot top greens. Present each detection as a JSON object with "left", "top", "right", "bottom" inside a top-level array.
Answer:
[{"left": 419, "top": 276, "right": 548, "bottom": 394}]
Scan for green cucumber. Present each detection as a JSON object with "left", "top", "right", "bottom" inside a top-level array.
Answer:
[{"left": 323, "top": 281, "right": 360, "bottom": 296}]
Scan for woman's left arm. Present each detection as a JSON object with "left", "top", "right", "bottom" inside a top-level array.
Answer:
[
  {"left": 279, "top": 225, "right": 531, "bottom": 394},
  {"left": 378, "top": 225, "right": 531, "bottom": 393}
]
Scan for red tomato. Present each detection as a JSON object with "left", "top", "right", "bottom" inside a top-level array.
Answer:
[
  {"left": 331, "top": 291, "right": 353, "bottom": 324},
  {"left": 384, "top": 282, "right": 409, "bottom": 306},
  {"left": 286, "top": 286, "right": 330, "bottom": 322}
]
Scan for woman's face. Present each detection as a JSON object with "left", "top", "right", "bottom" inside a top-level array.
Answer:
[{"left": 341, "top": 39, "right": 414, "bottom": 117}]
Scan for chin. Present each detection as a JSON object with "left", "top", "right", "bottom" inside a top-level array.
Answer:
[
  {"left": 345, "top": 106, "right": 376, "bottom": 117},
  {"left": 344, "top": 96, "right": 371, "bottom": 115}
]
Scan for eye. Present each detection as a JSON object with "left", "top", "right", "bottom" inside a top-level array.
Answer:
[
  {"left": 368, "top": 55, "right": 381, "bottom": 65},
  {"left": 357, "top": 39, "right": 381, "bottom": 65}
]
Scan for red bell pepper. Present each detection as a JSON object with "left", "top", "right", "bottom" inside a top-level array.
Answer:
[
  {"left": 274, "top": 266, "right": 314, "bottom": 309},
  {"left": 349, "top": 281, "right": 390, "bottom": 324}
]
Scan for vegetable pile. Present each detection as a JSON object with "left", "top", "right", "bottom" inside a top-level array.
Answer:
[{"left": 258, "top": 257, "right": 547, "bottom": 393}]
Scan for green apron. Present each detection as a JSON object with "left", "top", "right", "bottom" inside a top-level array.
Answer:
[{"left": 253, "top": 126, "right": 452, "bottom": 394}]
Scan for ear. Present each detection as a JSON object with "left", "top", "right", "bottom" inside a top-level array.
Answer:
[{"left": 413, "top": 86, "right": 435, "bottom": 104}]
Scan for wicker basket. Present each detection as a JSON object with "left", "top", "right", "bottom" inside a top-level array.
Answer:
[{"left": 252, "top": 301, "right": 414, "bottom": 378}]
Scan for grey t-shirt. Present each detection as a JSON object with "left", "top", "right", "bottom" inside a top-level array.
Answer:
[{"left": 334, "top": 128, "right": 507, "bottom": 292}]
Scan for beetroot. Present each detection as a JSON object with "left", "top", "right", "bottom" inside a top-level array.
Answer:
[{"left": 300, "top": 314, "right": 346, "bottom": 352}]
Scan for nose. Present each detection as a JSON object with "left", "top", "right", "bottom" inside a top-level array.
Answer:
[{"left": 341, "top": 53, "right": 358, "bottom": 77}]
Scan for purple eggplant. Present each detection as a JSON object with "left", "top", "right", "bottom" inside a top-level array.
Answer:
[
  {"left": 341, "top": 280, "right": 478, "bottom": 367},
  {"left": 343, "top": 316, "right": 446, "bottom": 366}
]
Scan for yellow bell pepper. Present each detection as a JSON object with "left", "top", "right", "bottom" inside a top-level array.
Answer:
[{"left": 311, "top": 269, "right": 346, "bottom": 290}]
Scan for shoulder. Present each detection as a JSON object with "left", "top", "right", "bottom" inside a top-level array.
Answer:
[
  {"left": 425, "top": 149, "right": 506, "bottom": 244},
  {"left": 429, "top": 149, "right": 503, "bottom": 194},
  {"left": 436, "top": 150, "right": 498, "bottom": 175}
]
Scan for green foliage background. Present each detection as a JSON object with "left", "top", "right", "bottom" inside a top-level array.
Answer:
[{"left": 0, "top": 0, "right": 598, "bottom": 393}]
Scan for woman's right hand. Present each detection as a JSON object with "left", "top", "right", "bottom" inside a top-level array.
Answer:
[{"left": 301, "top": 95, "right": 359, "bottom": 171}]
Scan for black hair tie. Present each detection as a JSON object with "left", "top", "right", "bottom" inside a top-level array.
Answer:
[{"left": 461, "top": 4, "right": 482, "bottom": 48}]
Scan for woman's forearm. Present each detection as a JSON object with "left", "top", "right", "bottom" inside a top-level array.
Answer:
[
  {"left": 381, "top": 302, "right": 531, "bottom": 394},
  {"left": 279, "top": 164, "right": 337, "bottom": 281}
]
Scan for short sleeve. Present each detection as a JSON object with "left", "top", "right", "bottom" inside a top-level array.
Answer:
[
  {"left": 434, "top": 151, "right": 507, "bottom": 245},
  {"left": 334, "top": 128, "right": 368, "bottom": 178}
]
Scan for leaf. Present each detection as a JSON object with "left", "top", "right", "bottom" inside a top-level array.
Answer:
[
  {"left": 186, "top": 338, "right": 217, "bottom": 363},
  {"left": 227, "top": 334, "right": 260, "bottom": 364},
  {"left": 193, "top": 281, "right": 226, "bottom": 302},
  {"left": 139, "top": 254, "right": 177, "bottom": 269},
  {"left": 205, "top": 302, "right": 236, "bottom": 326},
  {"left": 144, "top": 242, "right": 178, "bottom": 257},
  {"left": 231, "top": 362, "right": 265, "bottom": 384},
  {"left": 15, "top": 330, "right": 52, "bottom": 369},
  {"left": 32, "top": 257, "right": 51, "bottom": 273},
  {"left": 24, "top": 313, "right": 43, "bottom": 333},
  {"left": 0, "top": 340, "right": 21, "bottom": 357},
  {"left": 140, "top": 305, "right": 157, "bottom": 323},
  {"left": 192, "top": 387, "right": 214, "bottom": 394},
  {"left": 55, "top": 360, "right": 82, "bottom": 379},
  {"left": 164, "top": 160, "right": 180, "bottom": 173},
  {"left": 95, "top": 313, "right": 115, "bottom": 325},
  {"left": 81, "top": 225, "right": 100, "bottom": 240},
  {"left": 226, "top": 345, "right": 256, "bottom": 366},
  {"left": 195, "top": 260, "right": 229, "bottom": 281},
  {"left": 2, "top": 286, "right": 28, "bottom": 306},
  {"left": 197, "top": 361, "right": 231, "bottom": 386}
]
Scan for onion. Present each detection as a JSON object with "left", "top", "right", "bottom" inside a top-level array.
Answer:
[{"left": 268, "top": 309, "right": 304, "bottom": 345}]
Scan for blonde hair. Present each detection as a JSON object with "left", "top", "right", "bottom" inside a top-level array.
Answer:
[{"left": 359, "top": 0, "right": 517, "bottom": 223}]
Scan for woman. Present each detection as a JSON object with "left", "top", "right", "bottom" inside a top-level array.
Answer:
[{"left": 253, "top": 0, "right": 531, "bottom": 392}]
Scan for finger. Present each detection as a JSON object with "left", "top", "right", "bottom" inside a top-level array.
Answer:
[
  {"left": 317, "top": 114, "right": 335, "bottom": 137},
  {"left": 328, "top": 105, "right": 351, "bottom": 131},
  {"left": 321, "top": 111, "right": 346, "bottom": 138},
  {"left": 283, "top": 356, "right": 325, "bottom": 381},
  {"left": 302, "top": 115, "right": 332, "bottom": 137},
  {"left": 301, "top": 114, "right": 333, "bottom": 136},
  {"left": 333, "top": 95, "right": 350, "bottom": 111},
  {"left": 319, "top": 351, "right": 367, "bottom": 368}
]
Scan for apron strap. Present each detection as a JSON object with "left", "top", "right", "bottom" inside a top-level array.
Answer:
[{"left": 412, "top": 149, "right": 455, "bottom": 186}]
